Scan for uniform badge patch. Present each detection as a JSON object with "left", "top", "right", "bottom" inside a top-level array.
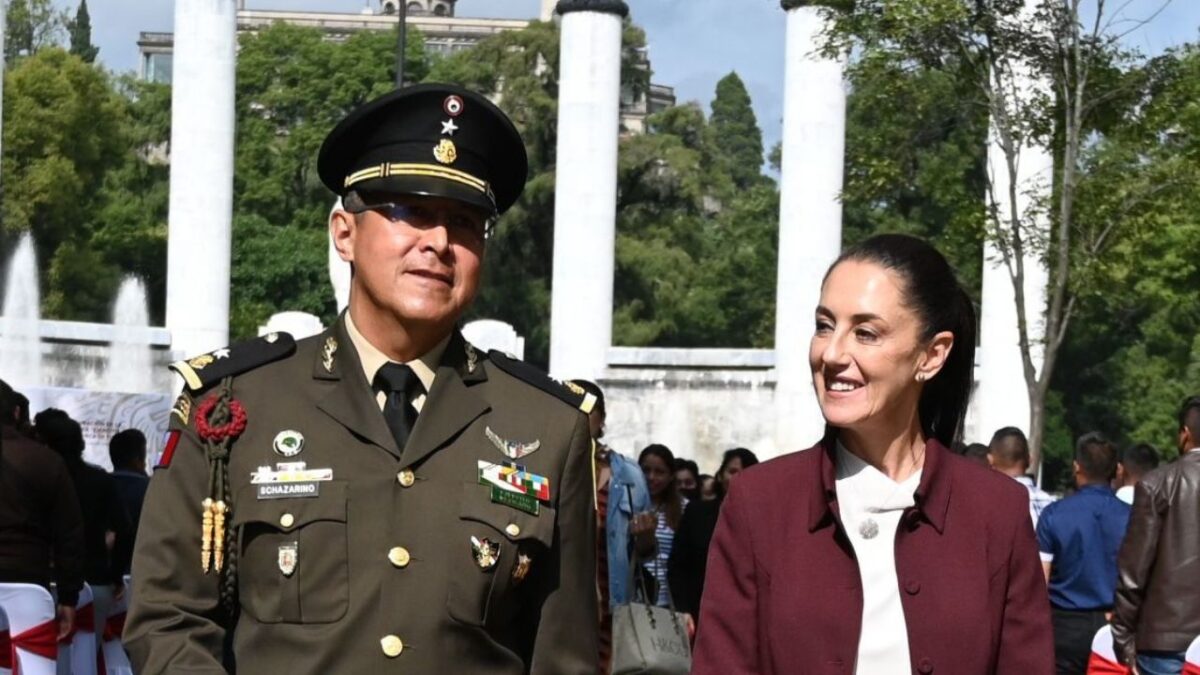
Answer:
[
  {"left": 471, "top": 536, "right": 499, "bottom": 571},
  {"left": 188, "top": 354, "right": 215, "bottom": 370},
  {"left": 512, "top": 552, "right": 532, "bottom": 584},
  {"left": 171, "top": 394, "right": 192, "bottom": 425},
  {"left": 273, "top": 430, "right": 305, "bottom": 457},
  {"left": 433, "top": 138, "right": 458, "bottom": 165},
  {"left": 278, "top": 542, "right": 298, "bottom": 577},
  {"left": 485, "top": 426, "right": 541, "bottom": 460},
  {"left": 322, "top": 337, "right": 338, "bottom": 373},
  {"left": 465, "top": 342, "right": 479, "bottom": 374}
]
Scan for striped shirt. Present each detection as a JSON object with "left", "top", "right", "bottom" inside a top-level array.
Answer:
[{"left": 643, "top": 500, "right": 685, "bottom": 607}]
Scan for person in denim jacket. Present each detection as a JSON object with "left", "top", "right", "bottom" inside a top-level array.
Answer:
[{"left": 570, "top": 380, "right": 655, "bottom": 674}]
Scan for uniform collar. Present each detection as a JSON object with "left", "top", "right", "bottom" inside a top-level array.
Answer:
[
  {"left": 809, "top": 434, "right": 952, "bottom": 534},
  {"left": 344, "top": 309, "right": 448, "bottom": 395}
]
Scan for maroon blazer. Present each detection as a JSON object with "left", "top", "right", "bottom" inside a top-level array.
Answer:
[{"left": 692, "top": 439, "right": 1053, "bottom": 675}]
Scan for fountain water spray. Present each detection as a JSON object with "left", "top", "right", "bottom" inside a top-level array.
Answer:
[
  {"left": 104, "top": 276, "right": 153, "bottom": 393},
  {"left": 0, "top": 233, "right": 43, "bottom": 389}
]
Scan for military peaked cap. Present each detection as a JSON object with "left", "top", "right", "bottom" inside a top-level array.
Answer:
[{"left": 317, "top": 83, "right": 529, "bottom": 216}]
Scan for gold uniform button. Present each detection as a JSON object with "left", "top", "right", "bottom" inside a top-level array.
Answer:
[
  {"left": 279, "top": 513, "right": 295, "bottom": 528},
  {"left": 397, "top": 469, "right": 416, "bottom": 487},
  {"left": 388, "top": 546, "right": 411, "bottom": 568},
  {"left": 381, "top": 634, "right": 403, "bottom": 658},
  {"left": 505, "top": 523, "right": 521, "bottom": 538}
]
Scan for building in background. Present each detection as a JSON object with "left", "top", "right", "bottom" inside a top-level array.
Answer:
[{"left": 138, "top": 0, "right": 675, "bottom": 131}]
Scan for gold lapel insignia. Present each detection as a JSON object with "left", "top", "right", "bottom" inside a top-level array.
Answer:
[
  {"left": 171, "top": 394, "right": 193, "bottom": 425},
  {"left": 433, "top": 138, "right": 458, "bottom": 165},
  {"left": 564, "top": 381, "right": 585, "bottom": 396},
  {"left": 465, "top": 342, "right": 479, "bottom": 374},
  {"left": 322, "top": 337, "right": 338, "bottom": 373},
  {"left": 512, "top": 551, "right": 532, "bottom": 584},
  {"left": 471, "top": 536, "right": 500, "bottom": 570},
  {"left": 486, "top": 426, "right": 541, "bottom": 460},
  {"left": 188, "top": 354, "right": 215, "bottom": 370}
]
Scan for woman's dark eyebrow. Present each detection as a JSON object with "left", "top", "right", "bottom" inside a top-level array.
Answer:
[{"left": 814, "top": 306, "right": 884, "bottom": 324}]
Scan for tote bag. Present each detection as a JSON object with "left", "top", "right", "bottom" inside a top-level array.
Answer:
[{"left": 611, "top": 486, "right": 692, "bottom": 675}]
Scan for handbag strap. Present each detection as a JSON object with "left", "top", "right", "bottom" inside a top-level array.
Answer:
[
  {"left": 625, "top": 484, "right": 652, "bottom": 603},
  {"left": 626, "top": 485, "right": 685, "bottom": 618}
]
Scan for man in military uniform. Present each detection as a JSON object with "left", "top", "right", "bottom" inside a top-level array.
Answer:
[{"left": 125, "top": 84, "right": 599, "bottom": 674}]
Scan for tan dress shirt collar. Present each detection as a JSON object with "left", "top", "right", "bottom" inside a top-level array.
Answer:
[{"left": 344, "top": 311, "right": 448, "bottom": 400}]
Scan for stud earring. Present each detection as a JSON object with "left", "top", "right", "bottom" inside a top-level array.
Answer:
[{"left": 916, "top": 373, "right": 927, "bottom": 382}]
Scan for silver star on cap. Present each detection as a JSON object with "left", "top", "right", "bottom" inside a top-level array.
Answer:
[{"left": 441, "top": 119, "right": 459, "bottom": 136}]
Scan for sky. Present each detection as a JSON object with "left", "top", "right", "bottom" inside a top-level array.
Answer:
[{"left": 84, "top": 0, "right": 1200, "bottom": 153}]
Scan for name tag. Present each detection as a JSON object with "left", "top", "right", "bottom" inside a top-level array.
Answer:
[{"left": 257, "top": 482, "right": 321, "bottom": 500}]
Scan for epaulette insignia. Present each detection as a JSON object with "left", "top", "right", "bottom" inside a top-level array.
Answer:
[
  {"left": 171, "top": 393, "right": 193, "bottom": 425},
  {"left": 486, "top": 350, "right": 596, "bottom": 414},
  {"left": 171, "top": 333, "right": 297, "bottom": 392}
]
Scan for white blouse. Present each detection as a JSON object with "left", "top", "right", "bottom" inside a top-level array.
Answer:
[{"left": 835, "top": 443, "right": 923, "bottom": 675}]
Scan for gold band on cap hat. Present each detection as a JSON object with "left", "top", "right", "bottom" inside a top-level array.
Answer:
[{"left": 344, "top": 162, "right": 490, "bottom": 195}]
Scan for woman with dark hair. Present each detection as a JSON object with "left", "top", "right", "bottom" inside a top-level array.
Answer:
[
  {"left": 668, "top": 447, "right": 759, "bottom": 623},
  {"left": 693, "top": 234, "right": 1053, "bottom": 674},
  {"left": 638, "top": 443, "right": 686, "bottom": 609}
]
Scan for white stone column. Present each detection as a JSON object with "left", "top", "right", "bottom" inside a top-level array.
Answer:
[
  {"left": 165, "top": 0, "right": 237, "bottom": 358},
  {"left": 773, "top": 0, "right": 847, "bottom": 454},
  {"left": 970, "top": 122, "right": 1051, "bottom": 447},
  {"left": 968, "top": 0, "right": 1051, "bottom": 448},
  {"left": 548, "top": 0, "right": 626, "bottom": 379}
]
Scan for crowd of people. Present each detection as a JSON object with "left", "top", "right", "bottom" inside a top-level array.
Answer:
[
  {"left": 3, "top": 80, "right": 1199, "bottom": 675},
  {"left": 0, "top": 379, "right": 149, "bottom": 648}
]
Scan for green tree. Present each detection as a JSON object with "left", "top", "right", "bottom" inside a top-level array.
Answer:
[
  {"left": 841, "top": 50, "right": 987, "bottom": 297},
  {"left": 425, "top": 19, "right": 651, "bottom": 365},
  {"left": 4, "top": 0, "right": 63, "bottom": 62},
  {"left": 709, "top": 72, "right": 764, "bottom": 190},
  {"left": 831, "top": 0, "right": 1158, "bottom": 470},
  {"left": 1052, "top": 44, "right": 1200, "bottom": 467},
  {"left": 2, "top": 48, "right": 129, "bottom": 319},
  {"left": 67, "top": 0, "right": 98, "bottom": 64},
  {"left": 89, "top": 76, "right": 172, "bottom": 323},
  {"left": 226, "top": 22, "right": 430, "bottom": 337}
]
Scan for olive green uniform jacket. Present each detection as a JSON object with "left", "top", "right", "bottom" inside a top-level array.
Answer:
[{"left": 125, "top": 318, "right": 598, "bottom": 674}]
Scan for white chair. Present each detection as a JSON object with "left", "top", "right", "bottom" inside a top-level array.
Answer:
[
  {"left": 0, "top": 583, "right": 59, "bottom": 675},
  {"left": 98, "top": 580, "right": 130, "bottom": 675},
  {"left": 1086, "top": 624, "right": 1130, "bottom": 675},
  {"left": 1183, "top": 634, "right": 1200, "bottom": 675},
  {"left": 1, "top": 604, "right": 12, "bottom": 675}
]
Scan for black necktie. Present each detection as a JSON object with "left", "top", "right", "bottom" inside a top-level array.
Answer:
[{"left": 374, "top": 363, "right": 424, "bottom": 451}]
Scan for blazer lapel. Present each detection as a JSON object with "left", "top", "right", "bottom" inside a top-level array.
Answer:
[
  {"left": 399, "top": 332, "right": 490, "bottom": 468},
  {"left": 314, "top": 317, "right": 402, "bottom": 459}
]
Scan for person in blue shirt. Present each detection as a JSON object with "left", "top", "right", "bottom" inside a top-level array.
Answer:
[{"left": 1037, "top": 432, "right": 1131, "bottom": 675}]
